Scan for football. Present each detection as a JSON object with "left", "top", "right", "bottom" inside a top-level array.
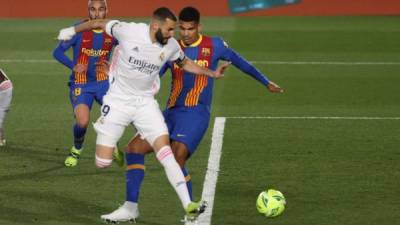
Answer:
[{"left": 256, "top": 189, "right": 286, "bottom": 217}]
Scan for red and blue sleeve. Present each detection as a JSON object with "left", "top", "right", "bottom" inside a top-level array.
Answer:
[
  {"left": 52, "top": 36, "right": 77, "bottom": 70},
  {"left": 216, "top": 38, "right": 269, "bottom": 86}
]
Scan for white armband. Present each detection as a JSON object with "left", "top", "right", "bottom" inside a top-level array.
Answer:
[{"left": 57, "top": 26, "right": 76, "bottom": 41}]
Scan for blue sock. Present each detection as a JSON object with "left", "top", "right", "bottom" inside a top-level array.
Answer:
[
  {"left": 73, "top": 123, "right": 86, "bottom": 149},
  {"left": 125, "top": 152, "right": 145, "bottom": 203},
  {"left": 182, "top": 167, "right": 193, "bottom": 200}
]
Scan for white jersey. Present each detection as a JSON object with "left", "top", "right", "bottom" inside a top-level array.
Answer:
[{"left": 105, "top": 20, "right": 184, "bottom": 98}]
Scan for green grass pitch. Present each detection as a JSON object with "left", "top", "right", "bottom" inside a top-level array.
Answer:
[{"left": 0, "top": 16, "right": 399, "bottom": 225}]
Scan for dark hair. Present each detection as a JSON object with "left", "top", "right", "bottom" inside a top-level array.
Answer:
[
  {"left": 179, "top": 6, "right": 200, "bottom": 23},
  {"left": 153, "top": 7, "right": 177, "bottom": 22}
]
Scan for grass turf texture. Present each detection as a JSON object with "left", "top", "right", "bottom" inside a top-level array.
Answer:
[{"left": 0, "top": 17, "right": 399, "bottom": 225}]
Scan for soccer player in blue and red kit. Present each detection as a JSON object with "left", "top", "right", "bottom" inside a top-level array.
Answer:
[
  {"left": 100, "top": 6, "right": 283, "bottom": 222},
  {"left": 53, "top": 0, "right": 118, "bottom": 167}
]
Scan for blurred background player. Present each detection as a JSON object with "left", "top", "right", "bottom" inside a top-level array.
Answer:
[
  {"left": 53, "top": 0, "right": 119, "bottom": 167},
  {"left": 100, "top": 6, "right": 283, "bottom": 223},
  {"left": 0, "top": 69, "right": 13, "bottom": 147}
]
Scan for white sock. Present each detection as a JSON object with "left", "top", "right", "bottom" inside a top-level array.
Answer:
[
  {"left": 123, "top": 201, "right": 138, "bottom": 211},
  {"left": 156, "top": 145, "right": 191, "bottom": 209},
  {"left": 95, "top": 155, "right": 113, "bottom": 168}
]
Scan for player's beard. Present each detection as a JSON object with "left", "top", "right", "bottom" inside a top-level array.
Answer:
[
  {"left": 155, "top": 28, "right": 168, "bottom": 45},
  {"left": 90, "top": 14, "right": 106, "bottom": 20}
]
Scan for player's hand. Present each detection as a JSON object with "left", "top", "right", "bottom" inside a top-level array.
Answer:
[
  {"left": 96, "top": 60, "right": 110, "bottom": 74},
  {"left": 214, "top": 62, "right": 231, "bottom": 79},
  {"left": 57, "top": 27, "right": 76, "bottom": 41},
  {"left": 267, "top": 81, "right": 284, "bottom": 93},
  {"left": 73, "top": 64, "right": 88, "bottom": 73}
]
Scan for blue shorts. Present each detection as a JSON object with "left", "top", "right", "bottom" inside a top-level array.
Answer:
[
  {"left": 163, "top": 105, "right": 210, "bottom": 156},
  {"left": 69, "top": 81, "right": 109, "bottom": 109}
]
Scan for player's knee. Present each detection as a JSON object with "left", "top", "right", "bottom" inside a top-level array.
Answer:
[
  {"left": 172, "top": 142, "right": 189, "bottom": 167},
  {"left": 95, "top": 155, "right": 112, "bottom": 168},
  {"left": 125, "top": 144, "right": 140, "bottom": 153},
  {"left": 76, "top": 117, "right": 89, "bottom": 128},
  {"left": 125, "top": 139, "right": 137, "bottom": 153},
  {"left": 74, "top": 105, "right": 90, "bottom": 128},
  {"left": 125, "top": 135, "right": 152, "bottom": 154}
]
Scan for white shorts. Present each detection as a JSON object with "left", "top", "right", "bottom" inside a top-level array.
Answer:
[
  {"left": 0, "top": 87, "right": 13, "bottom": 130},
  {"left": 93, "top": 94, "right": 168, "bottom": 148}
]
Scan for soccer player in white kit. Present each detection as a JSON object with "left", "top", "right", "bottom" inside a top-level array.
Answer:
[
  {"left": 57, "top": 7, "right": 229, "bottom": 222},
  {"left": 0, "top": 69, "right": 13, "bottom": 147}
]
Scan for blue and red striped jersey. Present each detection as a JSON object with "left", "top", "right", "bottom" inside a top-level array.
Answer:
[
  {"left": 53, "top": 23, "right": 118, "bottom": 85},
  {"left": 161, "top": 35, "right": 269, "bottom": 109}
]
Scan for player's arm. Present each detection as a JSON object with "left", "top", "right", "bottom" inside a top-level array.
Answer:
[
  {"left": 52, "top": 38, "right": 76, "bottom": 69},
  {"left": 57, "top": 19, "right": 110, "bottom": 41},
  {"left": 178, "top": 57, "right": 229, "bottom": 79},
  {"left": 219, "top": 39, "right": 283, "bottom": 93}
]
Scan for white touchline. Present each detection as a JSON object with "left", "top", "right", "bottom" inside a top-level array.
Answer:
[
  {"left": 198, "top": 117, "right": 226, "bottom": 225},
  {"left": 199, "top": 115, "right": 399, "bottom": 224}
]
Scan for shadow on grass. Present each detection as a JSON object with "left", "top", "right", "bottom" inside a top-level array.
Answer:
[
  {"left": 0, "top": 190, "right": 107, "bottom": 225},
  {"left": 0, "top": 143, "right": 123, "bottom": 183}
]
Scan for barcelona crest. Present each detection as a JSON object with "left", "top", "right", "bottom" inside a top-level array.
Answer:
[{"left": 201, "top": 48, "right": 210, "bottom": 57}]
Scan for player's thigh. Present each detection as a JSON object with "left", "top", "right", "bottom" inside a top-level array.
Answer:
[
  {"left": 133, "top": 99, "right": 168, "bottom": 147},
  {"left": 168, "top": 109, "right": 210, "bottom": 156},
  {"left": 93, "top": 102, "right": 132, "bottom": 148},
  {"left": 126, "top": 134, "right": 153, "bottom": 154}
]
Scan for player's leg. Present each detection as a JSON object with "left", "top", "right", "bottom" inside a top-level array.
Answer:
[
  {"left": 171, "top": 141, "right": 193, "bottom": 199},
  {"left": 134, "top": 99, "right": 206, "bottom": 217},
  {"left": 74, "top": 104, "right": 90, "bottom": 148},
  {"left": 93, "top": 102, "right": 130, "bottom": 169},
  {"left": 94, "top": 81, "right": 124, "bottom": 166},
  {"left": 65, "top": 104, "right": 91, "bottom": 167},
  {"left": 152, "top": 134, "right": 193, "bottom": 209},
  {"left": 168, "top": 106, "right": 211, "bottom": 201},
  {"left": 0, "top": 87, "right": 12, "bottom": 146},
  {"left": 100, "top": 135, "right": 153, "bottom": 222},
  {"left": 104, "top": 109, "right": 174, "bottom": 222},
  {"left": 124, "top": 135, "right": 153, "bottom": 204},
  {"left": 65, "top": 86, "right": 94, "bottom": 167}
]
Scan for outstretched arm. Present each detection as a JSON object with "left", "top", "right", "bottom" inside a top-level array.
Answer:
[
  {"left": 179, "top": 58, "right": 230, "bottom": 79},
  {"left": 57, "top": 19, "right": 110, "bottom": 41},
  {"left": 219, "top": 39, "right": 283, "bottom": 93},
  {"left": 230, "top": 50, "right": 283, "bottom": 93}
]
